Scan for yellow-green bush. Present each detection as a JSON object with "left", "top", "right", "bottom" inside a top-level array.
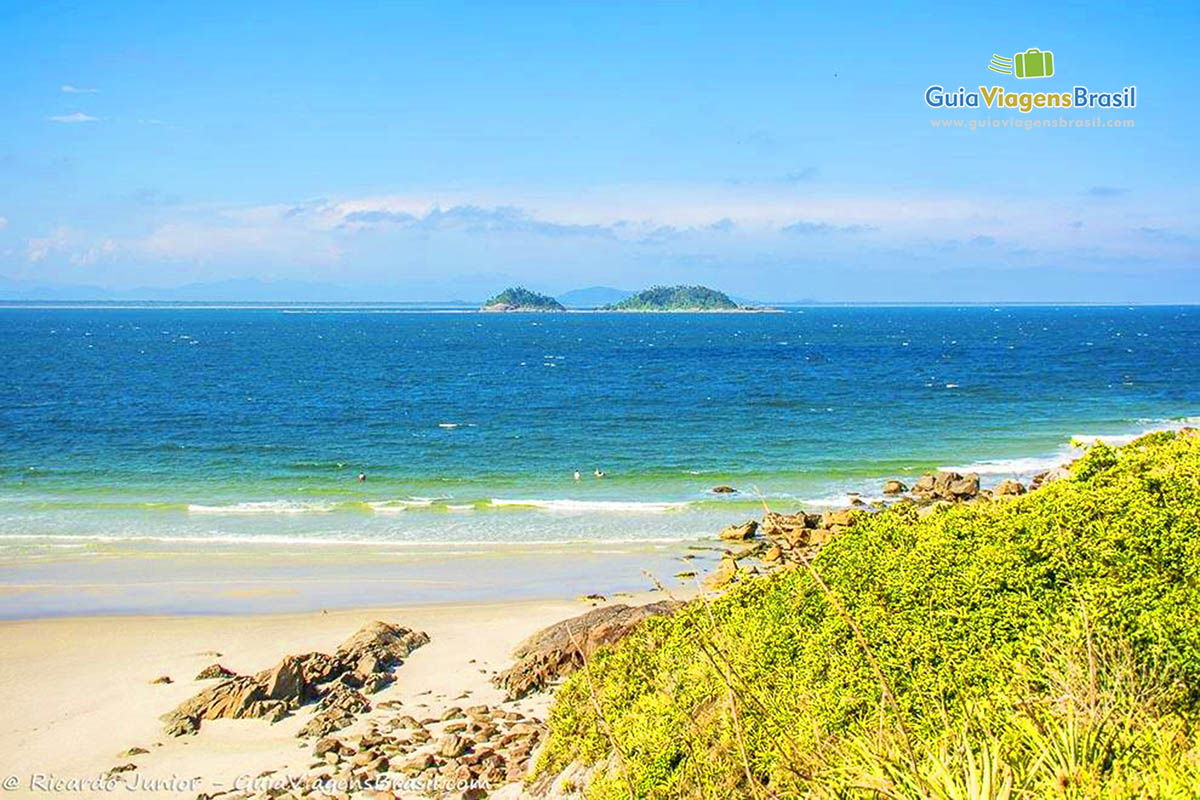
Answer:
[{"left": 537, "top": 431, "right": 1200, "bottom": 798}]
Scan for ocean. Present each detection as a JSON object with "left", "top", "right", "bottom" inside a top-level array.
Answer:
[{"left": 1, "top": 305, "right": 1197, "bottom": 616}]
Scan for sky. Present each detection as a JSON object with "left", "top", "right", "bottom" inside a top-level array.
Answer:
[{"left": 1, "top": 0, "right": 1198, "bottom": 302}]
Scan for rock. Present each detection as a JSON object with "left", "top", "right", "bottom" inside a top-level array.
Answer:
[
  {"left": 1031, "top": 466, "right": 1070, "bottom": 489},
  {"left": 150, "top": 675, "right": 172, "bottom": 685},
  {"left": 760, "top": 511, "right": 819, "bottom": 539},
  {"left": 438, "top": 734, "right": 468, "bottom": 758},
  {"left": 820, "top": 508, "right": 857, "bottom": 528},
  {"left": 913, "top": 471, "right": 980, "bottom": 501},
  {"left": 162, "top": 621, "right": 428, "bottom": 736},
  {"left": 298, "top": 708, "right": 355, "bottom": 739},
  {"left": 994, "top": 479, "right": 1026, "bottom": 496},
  {"left": 397, "top": 753, "right": 436, "bottom": 774},
  {"left": 718, "top": 519, "right": 758, "bottom": 541},
  {"left": 265, "top": 656, "right": 306, "bottom": 702},
  {"left": 703, "top": 556, "right": 738, "bottom": 591},
  {"left": 883, "top": 480, "right": 907, "bottom": 495},
  {"left": 314, "top": 737, "right": 342, "bottom": 757},
  {"left": 711, "top": 485, "right": 737, "bottom": 494},
  {"left": 493, "top": 601, "right": 680, "bottom": 700},
  {"left": 761, "top": 544, "right": 783, "bottom": 563},
  {"left": 117, "top": 747, "right": 149, "bottom": 758},
  {"left": 162, "top": 714, "right": 198, "bottom": 736},
  {"left": 947, "top": 473, "right": 980, "bottom": 499},
  {"left": 195, "top": 664, "right": 236, "bottom": 681}
]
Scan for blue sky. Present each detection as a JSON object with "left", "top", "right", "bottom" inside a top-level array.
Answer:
[{"left": 1, "top": 0, "right": 1197, "bottom": 301}]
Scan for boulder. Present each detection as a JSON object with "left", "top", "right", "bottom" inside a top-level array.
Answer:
[
  {"left": 912, "top": 473, "right": 937, "bottom": 494},
  {"left": 994, "top": 479, "right": 1026, "bottom": 496},
  {"left": 264, "top": 656, "right": 306, "bottom": 702},
  {"left": 492, "top": 601, "right": 679, "bottom": 700},
  {"left": 161, "top": 621, "right": 428, "bottom": 736},
  {"left": 718, "top": 519, "right": 758, "bottom": 541},
  {"left": 883, "top": 480, "right": 907, "bottom": 495},
  {"left": 194, "top": 664, "right": 236, "bottom": 681},
  {"left": 913, "top": 471, "right": 980, "bottom": 501},
  {"left": 711, "top": 485, "right": 738, "bottom": 494},
  {"left": 703, "top": 556, "right": 739, "bottom": 590},
  {"left": 820, "top": 508, "right": 857, "bottom": 528},
  {"left": 1031, "top": 466, "right": 1070, "bottom": 489},
  {"left": 947, "top": 473, "right": 980, "bottom": 499}
]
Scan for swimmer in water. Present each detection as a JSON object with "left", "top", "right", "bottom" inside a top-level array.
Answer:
[
  {"left": 573, "top": 470, "right": 581, "bottom": 481},
  {"left": 358, "top": 472, "right": 366, "bottom": 483},
  {"left": 594, "top": 468, "right": 605, "bottom": 478}
]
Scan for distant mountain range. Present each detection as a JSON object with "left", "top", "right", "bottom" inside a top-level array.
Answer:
[
  {"left": 0, "top": 277, "right": 473, "bottom": 304},
  {"left": 0, "top": 275, "right": 781, "bottom": 307}
]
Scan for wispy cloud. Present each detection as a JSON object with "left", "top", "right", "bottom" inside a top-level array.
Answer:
[
  {"left": 782, "top": 167, "right": 820, "bottom": 183},
  {"left": 0, "top": 217, "right": 7, "bottom": 231},
  {"left": 781, "top": 220, "right": 876, "bottom": 235},
  {"left": 61, "top": 84, "right": 99, "bottom": 94},
  {"left": 1087, "top": 185, "right": 1128, "bottom": 197},
  {"left": 340, "top": 204, "right": 617, "bottom": 239},
  {"left": 49, "top": 112, "right": 98, "bottom": 123}
]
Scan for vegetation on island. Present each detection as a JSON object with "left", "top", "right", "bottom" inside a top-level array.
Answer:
[
  {"left": 481, "top": 286, "right": 566, "bottom": 311},
  {"left": 536, "top": 430, "right": 1200, "bottom": 797},
  {"left": 603, "top": 285, "right": 740, "bottom": 311}
]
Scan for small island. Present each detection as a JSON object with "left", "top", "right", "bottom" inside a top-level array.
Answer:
[
  {"left": 480, "top": 286, "right": 566, "bottom": 312},
  {"left": 603, "top": 284, "right": 763, "bottom": 312}
]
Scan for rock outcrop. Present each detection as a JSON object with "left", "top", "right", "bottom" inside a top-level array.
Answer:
[
  {"left": 994, "top": 479, "right": 1026, "bottom": 496},
  {"left": 718, "top": 519, "right": 758, "bottom": 541},
  {"left": 493, "top": 602, "right": 679, "bottom": 700},
  {"left": 161, "top": 621, "right": 429, "bottom": 736},
  {"left": 911, "top": 470, "right": 981, "bottom": 501}
]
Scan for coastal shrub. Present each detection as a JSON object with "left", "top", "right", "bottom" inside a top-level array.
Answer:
[{"left": 537, "top": 430, "right": 1200, "bottom": 797}]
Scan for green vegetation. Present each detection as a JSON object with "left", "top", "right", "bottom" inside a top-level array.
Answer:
[
  {"left": 482, "top": 286, "right": 565, "bottom": 310},
  {"left": 604, "top": 285, "right": 739, "bottom": 311},
  {"left": 537, "top": 431, "right": 1200, "bottom": 798}
]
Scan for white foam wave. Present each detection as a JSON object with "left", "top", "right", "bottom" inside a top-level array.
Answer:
[
  {"left": 488, "top": 498, "right": 689, "bottom": 513},
  {"left": 0, "top": 532, "right": 700, "bottom": 548},
  {"left": 937, "top": 454, "right": 1068, "bottom": 476},
  {"left": 367, "top": 499, "right": 436, "bottom": 512},
  {"left": 187, "top": 501, "right": 339, "bottom": 515}
]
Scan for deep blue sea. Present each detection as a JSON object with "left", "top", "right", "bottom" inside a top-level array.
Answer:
[{"left": 1, "top": 305, "right": 1197, "bottom": 615}]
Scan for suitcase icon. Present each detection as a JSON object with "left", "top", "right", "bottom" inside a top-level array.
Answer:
[{"left": 1014, "top": 48, "right": 1054, "bottom": 79}]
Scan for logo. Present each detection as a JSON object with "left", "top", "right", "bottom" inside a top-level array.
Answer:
[
  {"left": 989, "top": 48, "right": 1055, "bottom": 79},
  {"left": 923, "top": 47, "right": 1136, "bottom": 114}
]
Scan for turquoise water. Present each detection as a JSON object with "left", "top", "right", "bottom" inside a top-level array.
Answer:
[{"left": 1, "top": 305, "right": 1197, "bottom": 615}]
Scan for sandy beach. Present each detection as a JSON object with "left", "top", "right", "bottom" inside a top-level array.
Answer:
[{"left": 0, "top": 592, "right": 676, "bottom": 799}]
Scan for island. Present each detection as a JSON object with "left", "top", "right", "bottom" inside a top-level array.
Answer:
[
  {"left": 480, "top": 286, "right": 566, "bottom": 311},
  {"left": 602, "top": 284, "right": 767, "bottom": 311}
]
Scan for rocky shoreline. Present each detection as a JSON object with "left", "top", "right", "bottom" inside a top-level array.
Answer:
[{"left": 91, "top": 461, "right": 1077, "bottom": 800}]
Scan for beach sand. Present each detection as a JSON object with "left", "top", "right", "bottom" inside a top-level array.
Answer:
[{"left": 0, "top": 592, "right": 673, "bottom": 798}]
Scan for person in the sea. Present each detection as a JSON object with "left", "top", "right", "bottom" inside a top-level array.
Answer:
[
  {"left": 573, "top": 470, "right": 581, "bottom": 481},
  {"left": 358, "top": 472, "right": 366, "bottom": 483},
  {"left": 594, "top": 468, "right": 605, "bottom": 478}
]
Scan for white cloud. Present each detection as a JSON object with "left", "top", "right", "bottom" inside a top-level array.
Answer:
[
  {"left": 49, "top": 112, "right": 98, "bottom": 123},
  {"left": 61, "top": 85, "right": 98, "bottom": 94},
  {"left": 0, "top": 217, "right": 7, "bottom": 231}
]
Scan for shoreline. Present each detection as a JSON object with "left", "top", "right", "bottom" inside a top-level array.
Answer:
[{"left": 4, "top": 416, "right": 1196, "bottom": 621}]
